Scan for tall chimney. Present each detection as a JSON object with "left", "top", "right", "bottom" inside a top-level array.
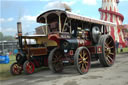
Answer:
[
  {"left": 17, "top": 22, "right": 22, "bottom": 36},
  {"left": 17, "top": 22, "right": 22, "bottom": 49}
]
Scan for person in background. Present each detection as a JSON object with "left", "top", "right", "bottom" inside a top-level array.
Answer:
[
  {"left": 115, "top": 40, "right": 119, "bottom": 53},
  {"left": 120, "top": 44, "right": 123, "bottom": 52}
]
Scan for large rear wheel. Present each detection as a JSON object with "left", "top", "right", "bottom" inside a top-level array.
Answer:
[
  {"left": 48, "top": 48, "right": 64, "bottom": 73},
  {"left": 98, "top": 35, "right": 116, "bottom": 67},
  {"left": 74, "top": 47, "right": 91, "bottom": 74}
]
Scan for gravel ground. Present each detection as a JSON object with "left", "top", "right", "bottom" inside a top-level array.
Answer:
[{"left": 0, "top": 53, "right": 128, "bottom": 85}]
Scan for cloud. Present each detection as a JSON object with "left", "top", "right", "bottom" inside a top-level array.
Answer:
[
  {"left": 0, "top": 15, "right": 37, "bottom": 36},
  {"left": 82, "top": 0, "right": 97, "bottom": 5},
  {"left": 20, "top": 15, "right": 37, "bottom": 22},
  {"left": 0, "top": 18, "right": 5, "bottom": 22},
  {"left": 3, "top": 28, "right": 16, "bottom": 32},
  {"left": 0, "top": 17, "right": 14, "bottom": 23},
  {"left": 8, "top": 18, "right": 14, "bottom": 21},
  {"left": 17, "top": 15, "right": 41, "bottom": 35},
  {"left": 44, "top": 0, "right": 96, "bottom": 11},
  {"left": 44, "top": 1, "right": 76, "bottom": 11},
  {"left": 63, "top": 1, "right": 76, "bottom": 6},
  {"left": 44, "top": 1, "right": 64, "bottom": 10},
  {"left": 1, "top": 27, "right": 17, "bottom": 36}
]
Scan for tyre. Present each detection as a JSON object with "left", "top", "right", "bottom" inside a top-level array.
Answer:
[
  {"left": 16, "top": 53, "right": 26, "bottom": 65},
  {"left": 74, "top": 47, "right": 91, "bottom": 74},
  {"left": 16, "top": 54, "right": 22, "bottom": 62},
  {"left": 10, "top": 62, "right": 22, "bottom": 75},
  {"left": 98, "top": 35, "right": 116, "bottom": 67},
  {"left": 23, "top": 60, "right": 35, "bottom": 74},
  {"left": 48, "top": 48, "right": 64, "bottom": 73}
]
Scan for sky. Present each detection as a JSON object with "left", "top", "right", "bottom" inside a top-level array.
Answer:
[{"left": 0, "top": 0, "right": 128, "bottom": 36}]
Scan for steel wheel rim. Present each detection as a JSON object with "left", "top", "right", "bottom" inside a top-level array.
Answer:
[
  {"left": 52, "top": 51, "right": 63, "bottom": 71},
  {"left": 12, "top": 64, "right": 22, "bottom": 74},
  {"left": 78, "top": 49, "right": 90, "bottom": 73},
  {"left": 26, "top": 62, "right": 35, "bottom": 74},
  {"left": 104, "top": 36, "right": 115, "bottom": 64}
]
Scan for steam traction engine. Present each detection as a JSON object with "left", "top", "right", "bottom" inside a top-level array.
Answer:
[
  {"left": 37, "top": 10, "right": 116, "bottom": 74},
  {"left": 10, "top": 22, "right": 57, "bottom": 75}
]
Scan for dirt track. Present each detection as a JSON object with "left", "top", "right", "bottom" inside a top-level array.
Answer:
[{"left": 1, "top": 53, "right": 128, "bottom": 85}]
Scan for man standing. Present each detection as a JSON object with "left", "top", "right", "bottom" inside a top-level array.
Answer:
[{"left": 115, "top": 40, "right": 119, "bottom": 53}]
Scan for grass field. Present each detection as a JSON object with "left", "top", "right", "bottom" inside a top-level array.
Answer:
[
  {"left": 0, "top": 47, "right": 128, "bottom": 80},
  {"left": 117, "top": 47, "right": 128, "bottom": 53},
  {"left": 0, "top": 55, "right": 16, "bottom": 80}
]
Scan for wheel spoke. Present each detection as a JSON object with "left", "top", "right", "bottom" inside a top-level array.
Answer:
[
  {"left": 83, "top": 52, "right": 86, "bottom": 58},
  {"left": 53, "top": 54, "right": 62, "bottom": 63},
  {"left": 14, "top": 67, "right": 18, "bottom": 72},
  {"left": 26, "top": 62, "right": 34, "bottom": 73},
  {"left": 28, "top": 64, "right": 31, "bottom": 69},
  {"left": 108, "top": 40, "right": 112, "bottom": 45},
  {"left": 105, "top": 45, "right": 108, "bottom": 49},
  {"left": 78, "top": 58, "right": 82, "bottom": 61},
  {"left": 27, "top": 64, "right": 32, "bottom": 72},
  {"left": 107, "top": 55, "right": 113, "bottom": 62},
  {"left": 83, "top": 61, "right": 88, "bottom": 65},
  {"left": 84, "top": 57, "right": 88, "bottom": 60},
  {"left": 81, "top": 63, "right": 85, "bottom": 72},
  {"left": 14, "top": 69, "right": 18, "bottom": 73},
  {"left": 79, "top": 53, "right": 83, "bottom": 59},
  {"left": 26, "top": 66, "right": 30, "bottom": 70},
  {"left": 105, "top": 43, "right": 109, "bottom": 48},
  {"left": 109, "top": 46, "right": 114, "bottom": 49},
  {"left": 15, "top": 65, "right": 18, "bottom": 68},
  {"left": 79, "top": 61, "right": 82, "bottom": 64},
  {"left": 106, "top": 56, "right": 111, "bottom": 63},
  {"left": 109, "top": 52, "right": 114, "bottom": 55}
]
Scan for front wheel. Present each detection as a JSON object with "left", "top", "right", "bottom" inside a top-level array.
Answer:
[
  {"left": 23, "top": 60, "right": 35, "bottom": 74},
  {"left": 48, "top": 48, "right": 64, "bottom": 73},
  {"left": 10, "top": 62, "right": 22, "bottom": 75},
  {"left": 74, "top": 47, "right": 91, "bottom": 74}
]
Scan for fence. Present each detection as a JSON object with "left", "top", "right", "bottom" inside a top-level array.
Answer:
[{"left": 0, "top": 41, "right": 18, "bottom": 55}]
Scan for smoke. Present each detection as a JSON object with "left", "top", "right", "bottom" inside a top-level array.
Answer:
[
  {"left": 18, "top": 7, "right": 25, "bottom": 22},
  {"left": 62, "top": 2, "right": 72, "bottom": 12},
  {"left": 44, "top": 1, "right": 72, "bottom": 12}
]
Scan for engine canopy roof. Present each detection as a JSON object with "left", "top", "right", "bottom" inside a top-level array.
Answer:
[{"left": 37, "top": 9, "right": 116, "bottom": 27}]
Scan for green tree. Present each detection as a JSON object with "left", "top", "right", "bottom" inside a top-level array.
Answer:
[
  {"left": 4, "top": 36, "right": 15, "bottom": 41},
  {"left": 0, "top": 32, "right": 4, "bottom": 41},
  {"left": 0, "top": 32, "right": 16, "bottom": 41}
]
